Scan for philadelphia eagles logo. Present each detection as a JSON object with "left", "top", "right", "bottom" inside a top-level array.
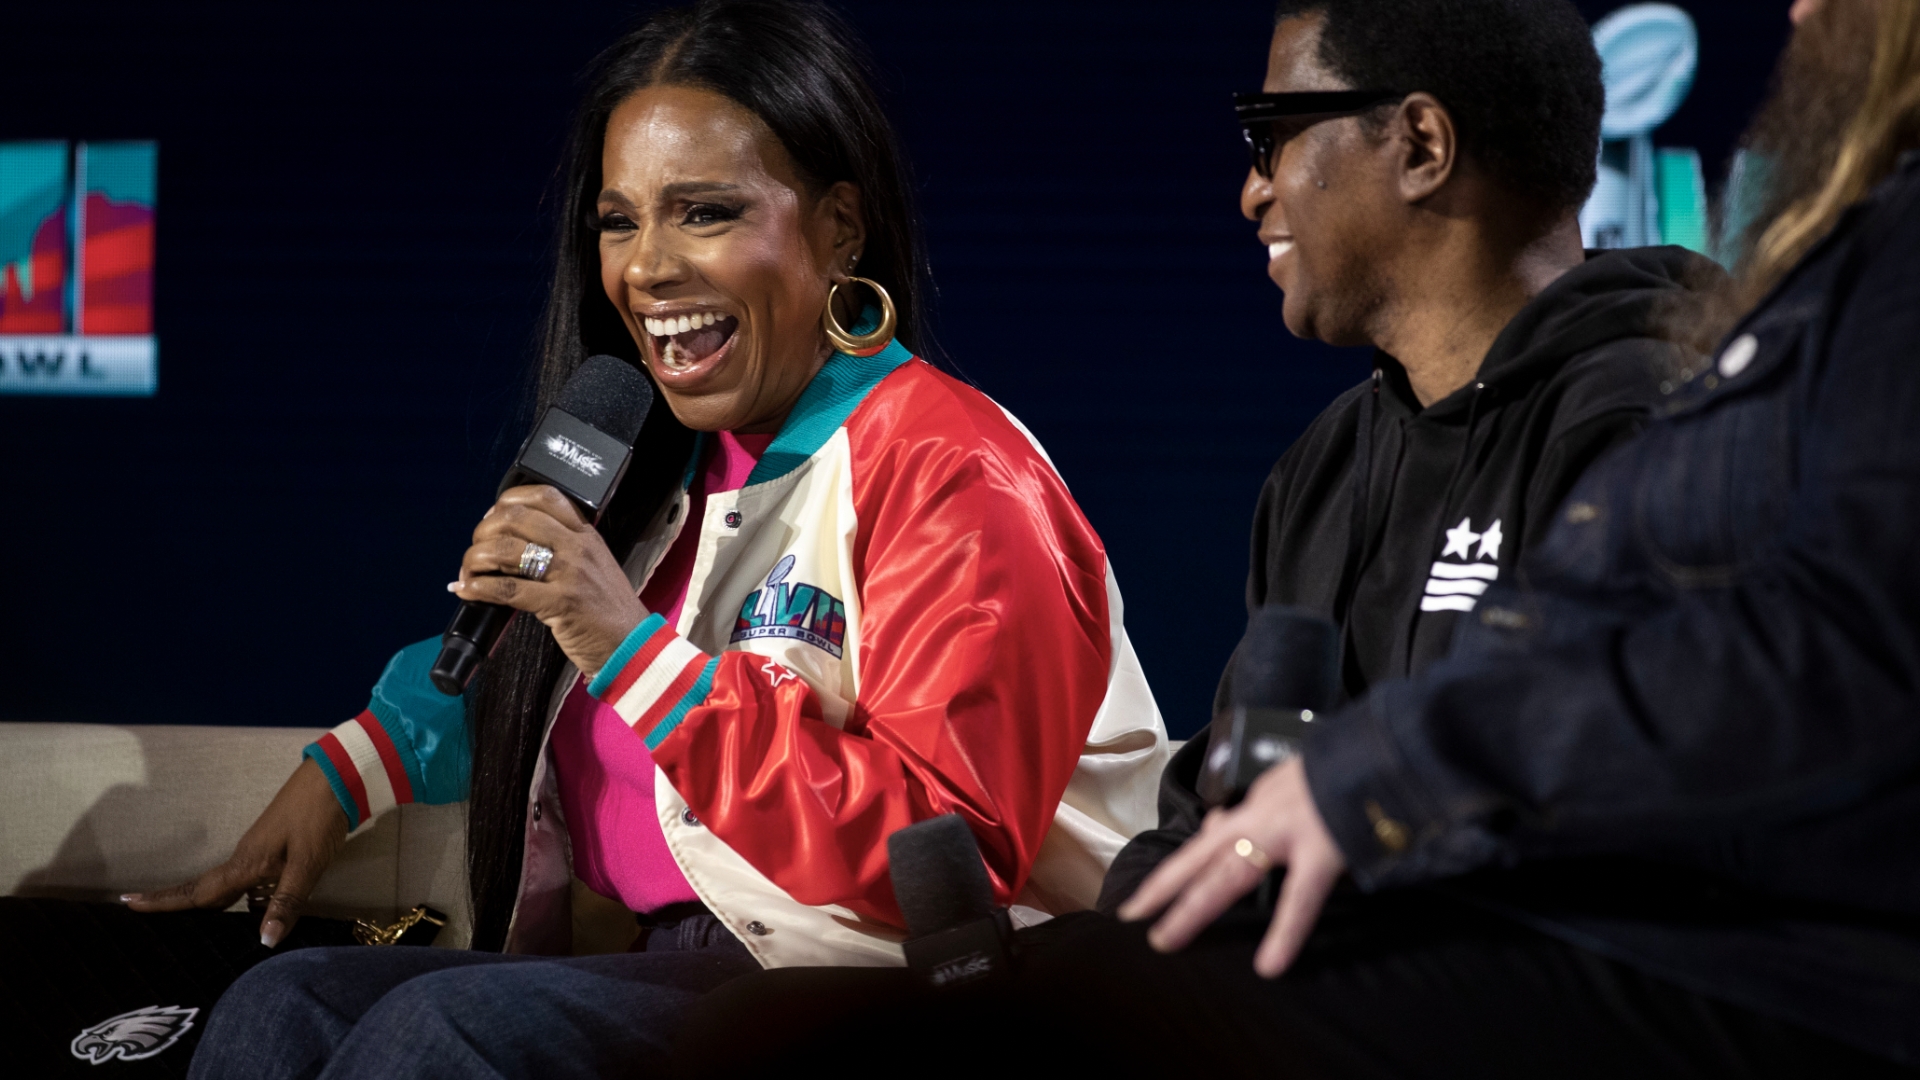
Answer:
[
  {"left": 70, "top": 1004, "right": 199, "bottom": 1064},
  {"left": 732, "top": 554, "right": 847, "bottom": 658}
]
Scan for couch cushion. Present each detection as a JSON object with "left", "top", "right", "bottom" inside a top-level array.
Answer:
[{"left": 0, "top": 723, "right": 469, "bottom": 947}]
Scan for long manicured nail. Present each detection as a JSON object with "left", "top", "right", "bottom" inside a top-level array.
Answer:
[
  {"left": 120, "top": 893, "right": 140, "bottom": 903},
  {"left": 261, "top": 919, "right": 284, "bottom": 948},
  {"left": 447, "top": 581, "right": 461, "bottom": 592}
]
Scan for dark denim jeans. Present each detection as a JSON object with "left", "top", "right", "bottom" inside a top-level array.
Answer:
[{"left": 187, "top": 910, "right": 755, "bottom": 1080}]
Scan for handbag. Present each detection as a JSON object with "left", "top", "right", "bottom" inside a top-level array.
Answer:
[{"left": 0, "top": 897, "right": 442, "bottom": 1078}]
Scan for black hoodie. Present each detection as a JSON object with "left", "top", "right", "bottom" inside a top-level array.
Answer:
[{"left": 1100, "top": 245, "right": 1724, "bottom": 910}]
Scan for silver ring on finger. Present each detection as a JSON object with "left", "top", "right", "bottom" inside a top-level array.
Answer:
[{"left": 518, "top": 542, "right": 555, "bottom": 581}]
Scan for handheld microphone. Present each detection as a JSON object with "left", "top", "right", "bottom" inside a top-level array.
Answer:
[
  {"left": 1196, "top": 605, "right": 1340, "bottom": 807},
  {"left": 428, "top": 355, "right": 655, "bottom": 696},
  {"left": 888, "top": 814, "right": 1018, "bottom": 989}
]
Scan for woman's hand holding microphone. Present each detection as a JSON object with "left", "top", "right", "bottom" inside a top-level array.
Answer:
[
  {"left": 130, "top": 484, "right": 641, "bottom": 945},
  {"left": 450, "top": 483, "right": 648, "bottom": 679}
]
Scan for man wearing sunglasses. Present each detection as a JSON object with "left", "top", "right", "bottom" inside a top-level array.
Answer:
[{"left": 1097, "top": 0, "right": 1722, "bottom": 910}]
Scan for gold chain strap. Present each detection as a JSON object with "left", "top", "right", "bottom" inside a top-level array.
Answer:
[{"left": 352, "top": 904, "right": 448, "bottom": 947}]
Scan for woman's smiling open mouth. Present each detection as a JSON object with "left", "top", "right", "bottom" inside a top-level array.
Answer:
[{"left": 643, "top": 310, "right": 739, "bottom": 375}]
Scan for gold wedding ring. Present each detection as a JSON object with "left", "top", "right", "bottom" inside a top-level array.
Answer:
[{"left": 1233, "top": 837, "right": 1274, "bottom": 872}]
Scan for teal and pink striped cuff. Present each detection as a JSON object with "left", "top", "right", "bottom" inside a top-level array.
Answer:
[
  {"left": 588, "top": 614, "right": 720, "bottom": 750},
  {"left": 302, "top": 709, "right": 421, "bottom": 830}
]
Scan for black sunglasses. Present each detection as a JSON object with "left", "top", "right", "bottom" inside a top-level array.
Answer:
[{"left": 1234, "top": 90, "right": 1405, "bottom": 178}]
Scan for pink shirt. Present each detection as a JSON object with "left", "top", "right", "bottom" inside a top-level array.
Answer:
[{"left": 550, "top": 430, "right": 773, "bottom": 914}]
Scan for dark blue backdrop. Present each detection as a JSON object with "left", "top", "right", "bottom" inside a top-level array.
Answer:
[{"left": 1, "top": 1, "right": 1788, "bottom": 737}]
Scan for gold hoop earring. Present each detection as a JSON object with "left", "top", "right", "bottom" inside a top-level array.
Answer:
[{"left": 822, "top": 276, "right": 897, "bottom": 357}]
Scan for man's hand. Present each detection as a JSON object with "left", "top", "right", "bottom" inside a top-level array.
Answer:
[
  {"left": 450, "top": 484, "right": 645, "bottom": 678},
  {"left": 124, "top": 758, "right": 348, "bottom": 947},
  {"left": 1118, "top": 756, "right": 1346, "bottom": 977}
]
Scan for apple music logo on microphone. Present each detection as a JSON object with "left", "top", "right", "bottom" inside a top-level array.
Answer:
[{"left": 543, "top": 434, "right": 607, "bottom": 477}]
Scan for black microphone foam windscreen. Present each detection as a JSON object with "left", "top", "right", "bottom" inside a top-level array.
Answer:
[
  {"left": 556, "top": 355, "right": 654, "bottom": 445},
  {"left": 1231, "top": 605, "right": 1339, "bottom": 713},
  {"left": 430, "top": 354, "right": 655, "bottom": 696},
  {"left": 887, "top": 814, "right": 996, "bottom": 940}
]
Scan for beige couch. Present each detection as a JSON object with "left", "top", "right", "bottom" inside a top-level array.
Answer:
[
  {"left": 0, "top": 722, "right": 472, "bottom": 948},
  {"left": 2, "top": 720, "right": 1188, "bottom": 957}
]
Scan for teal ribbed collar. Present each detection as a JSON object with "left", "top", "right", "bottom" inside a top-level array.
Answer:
[{"left": 678, "top": 308, "right": 912, "bottom": 490}]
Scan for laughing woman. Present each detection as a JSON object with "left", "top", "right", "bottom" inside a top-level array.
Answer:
[{"left": 142, "top": 2, "right": 1167, "bottom": 1077}]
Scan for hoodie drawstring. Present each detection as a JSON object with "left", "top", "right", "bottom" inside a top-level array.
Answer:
[
  {"left": 1331, "top": 367, "right": 1382, "bottom": 637},
  {"left": 1330, "top": 373, "right": 1489, "bottom": 687},
  {"left": 1404, "top": 380, "right": 1489, "bottom": 673},
  {"left": 1437, "top": 380, "right": 1488, "bottom": 518}
]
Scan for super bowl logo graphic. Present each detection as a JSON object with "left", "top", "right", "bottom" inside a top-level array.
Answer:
[
  {"left": 732, "top": 554, "right": 848, "bottom": 659},
  {"left": 1579, "top": 4, "right": 1709, "bottom": 254},
  {"left": 1, "top": 140, "right": 159, "bottom": 395}
]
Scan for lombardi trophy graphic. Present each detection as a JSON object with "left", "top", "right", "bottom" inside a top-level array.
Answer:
[{"left": 1579, "top": 3, "right": 1708, "bottom": 253}]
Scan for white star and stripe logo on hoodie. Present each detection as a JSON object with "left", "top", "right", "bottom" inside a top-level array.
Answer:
[{"left": 1423, "top": 516, "right": 1502, "bottom": 612}]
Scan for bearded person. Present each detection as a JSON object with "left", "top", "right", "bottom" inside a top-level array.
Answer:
[
  {"left": 1721, "top": 0, "right": 1898, "bottom": 290},
  {"left": 672, "top": 2, "right": 1920, "bottom": 1076}
]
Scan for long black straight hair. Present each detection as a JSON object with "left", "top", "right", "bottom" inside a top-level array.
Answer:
[{"left": 466, "top": 0, "right": 931, "bottom": 951}]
